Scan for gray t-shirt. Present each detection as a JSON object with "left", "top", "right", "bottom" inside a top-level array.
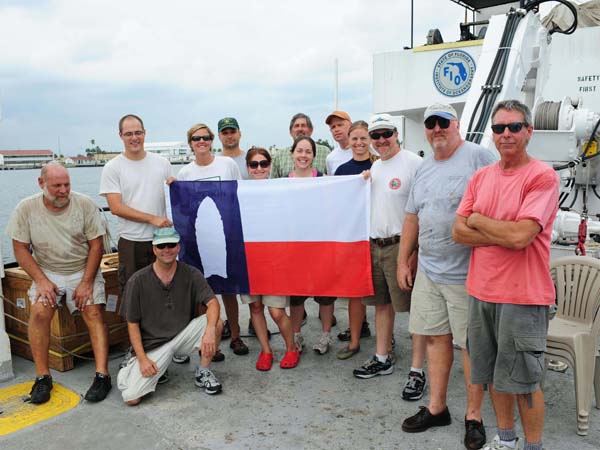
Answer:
[
  {"left": 121, "top": 262, "right": 215, "bottom": 351},
  {"left": 219, "top": 152, "right": 248, "bottom": 179},
  {"left": 405, "top": 141, "right": 496, "bottom": 284},
  {"left": 5, "top": 192, "right": 105, "bottom": 274}
]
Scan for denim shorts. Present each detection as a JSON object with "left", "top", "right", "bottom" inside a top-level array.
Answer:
[{"left": 467, "top": 296, "right": 549, "bottom": 394}]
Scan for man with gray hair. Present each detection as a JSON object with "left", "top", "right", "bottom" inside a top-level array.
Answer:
[
  {"left": 6, "top": 162, "right": 111, "bottom": 404},
  {"left": 453, "top": 99, "right": 559, "bottom": 450},
  {"left": 399, "top": 103, "right": 495, "bottom": 449},
  {"left": 270, "top": 113, "right": 331, "bottom": 178}
]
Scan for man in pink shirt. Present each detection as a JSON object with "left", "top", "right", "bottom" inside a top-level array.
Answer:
[{"left": 453, "top": 100, "right": 559, "bottom": 450}]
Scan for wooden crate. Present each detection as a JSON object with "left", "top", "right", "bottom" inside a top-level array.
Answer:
[{"left": 2, "top": 253, "right": 129, "bottom": 371}]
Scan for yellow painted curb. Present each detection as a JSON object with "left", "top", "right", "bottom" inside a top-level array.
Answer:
[{"left": 0, "top": 381, "right": 80, "bottom": 436}]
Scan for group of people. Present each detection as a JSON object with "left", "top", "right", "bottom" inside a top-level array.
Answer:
[{"left": 6, "top": 98, "right": 558, "bottom": 450}]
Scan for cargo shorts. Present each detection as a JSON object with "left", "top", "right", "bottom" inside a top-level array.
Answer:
[{"left": 467, "top": 296, "right": 549, "bottom": 394}]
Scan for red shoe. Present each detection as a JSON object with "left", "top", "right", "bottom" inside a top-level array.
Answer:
[
  {"left": 256, "top": 352, "right": 273, "bottom": 371},
  {"left": 279, "top": 350, "right": 300, "bottom": 369}
]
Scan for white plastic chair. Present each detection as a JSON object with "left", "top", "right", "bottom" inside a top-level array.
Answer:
[{"left": 545, "top": 255, "right": 600, "bottom": 435}]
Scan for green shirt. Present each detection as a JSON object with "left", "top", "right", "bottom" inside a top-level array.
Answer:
[{"left": 270, "top": 144, "right": 331, "bottom": 178}]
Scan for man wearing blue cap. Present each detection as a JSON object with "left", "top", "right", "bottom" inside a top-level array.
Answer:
[{"left": 118, "top": 228, "right": 224, "bottom": 404}]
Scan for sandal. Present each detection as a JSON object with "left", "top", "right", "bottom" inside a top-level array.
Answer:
[
  {"left": 279, "top": 350, "right": 300, "bottom": 369},
  {"left": 256, "top": 352, "right": 274, "bottom": 371}
]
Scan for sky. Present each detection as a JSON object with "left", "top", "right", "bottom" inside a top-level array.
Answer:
[{"left": 0, "top": 0, "right": 517, "bottom": 155}]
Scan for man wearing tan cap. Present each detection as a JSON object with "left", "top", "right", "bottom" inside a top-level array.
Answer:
[{"left": 325, "top": 110, "right": 352, "bottom": 175}]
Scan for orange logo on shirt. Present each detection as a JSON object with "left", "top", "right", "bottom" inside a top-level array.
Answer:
[{"left": 389, "top": 178, "right": 401, "bottom": 190}]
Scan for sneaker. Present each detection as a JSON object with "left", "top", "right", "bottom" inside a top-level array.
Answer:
[
  {"left": 172, "top": 354, "right": 191, "bottom": 364},
  {"left": 548, "top": 359, "right": 568, "bottom": 373},
  {"left": 29, "top": 374, "right": 53, "bottom": 404},
  {"left": 84, "top": 372, "right": 112, "bottom": 402},
  {"left": 402, "top": 370, "right": 427, "bottom": 401},
  {"left": 482, "top": 435, "right": 521, "bottom": 450},
  {"left": 248, "top": 319, "right": 272, "bottom": 340},
  {"left": 337, "top": 321, "right": 371, "bottom": 341},
  {"left": 195, "top": 367, "right": 222, "bottom": 395},
  {"left": 294, "top": 333, "right": 305, "bottom": 352},
  {"left": 157, "top": 370, "right": 170, "bottom": 385},
  {"left": 313, "top": 332, "right": 332, "bottom": 355},
  {"left": 336, "top": 345, "right": 360, "bottom": 360},
  {"left": 222, "top": 320, "right": 231, "bottom": 340},
  {"left": 230, "top": 337, "right": 249, "bottom": 355},
  {"left": 353, "top": 356, "right": 394, "bottom": 379}
]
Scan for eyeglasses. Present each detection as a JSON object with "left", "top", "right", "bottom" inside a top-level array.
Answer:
[
  {"left": 424, "top": 116, "right": 451, "bottom": 130},
  {"left": 248, "top": 160, "right": 271, "bottom": 169},
  {"left": 156, "top": 242, "right": 178, "bottom": 249},
  {"left": 491, "top": 122, "right": 528, "bottom": 134},
  {"left": 191, "top": 135, "right": 212, "bottom": 142},
  {"left": 122, "top": 130, "right": 145, "bottom": 138},
  {"left": 369, "top": 129, "right": 394, "bottom": 140}
]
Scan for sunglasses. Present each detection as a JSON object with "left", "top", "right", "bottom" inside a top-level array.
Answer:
[
  {"left": 248, "top": 160, "right": 271, "bottom": 169},
  {"left": 369, "top": 129, "right": 394, "bottom": 140},
  {"left": 156, "top": 242, "right": 178, "bottom": 249},
  {"left": 491, "top": 122, "right": 528, "bottom": 134},
  {"left": 191, "top": 135, "right": 212, "bottom": 142},
  {"left": 424, "top": 116, "right": 451, "bottom": 130}
]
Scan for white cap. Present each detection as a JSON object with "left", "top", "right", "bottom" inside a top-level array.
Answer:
[{"left": 368, "top": 113, "right": 396, "bottom": 132}]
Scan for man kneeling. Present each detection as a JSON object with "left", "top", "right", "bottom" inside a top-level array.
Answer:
[{"left": 118, "top": 228, "right": 223, "bottom": 405}]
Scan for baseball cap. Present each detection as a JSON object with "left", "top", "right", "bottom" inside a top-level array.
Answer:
[
  {"left": 325, "top": 110, "right": 351, "bottom": 125},
  {"left": 423, "top": 103, "right": 458, "bottom": 121},
  {"left": 152, "top": 227, "right": 180, "bottom": 246},
  {"left": 218, "top": 117, "right": 240, "bottom": 133},
  {"left": 368, "top": 113, "right": 396, "bottom": 132}
]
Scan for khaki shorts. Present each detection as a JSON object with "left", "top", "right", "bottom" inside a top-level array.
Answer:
[
  {"left": 408, "top": 270, "right": 469, "bottom": 348},
  {"left": 28, "top": 268, "right": 106, "bottom": 314},
  {"left": 290, "top": 296, "right": 336, "bottom": 307},
  {"left": 467, "top": 296, "right": 549, "bottom": 395},
  {"left": 241, "top": 294, "right": 290, "bottom": 308},
  {"left": 362, "top": 241, "right": 410, "bottom": 312}
]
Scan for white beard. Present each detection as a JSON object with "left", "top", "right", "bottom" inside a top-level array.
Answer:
[{"left": 43, "top": 186, "right": 70, "bottom": 208}]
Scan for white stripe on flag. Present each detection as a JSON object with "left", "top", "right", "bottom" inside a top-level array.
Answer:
[{"left": 237, "top": 175, "right": 370, "bottom": 243}]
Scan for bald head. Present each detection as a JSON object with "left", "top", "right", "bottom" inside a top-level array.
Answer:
[
  {"left": 39, "top": 162, "right": 71, "bottom": 209},
  {"left": 40, "top": 161, "right": 69, "bottom": 182}
]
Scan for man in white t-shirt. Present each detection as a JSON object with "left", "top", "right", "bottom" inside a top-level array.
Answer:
[
  {"left": 217, "top": 117, "right": 248, "bottom": 179},
  {"left": 353, "top": 114, "right": 426, "bottom": 382},
  {"left": 7, "top": 162, "right": 111, "bottom": 404},
  {"left": 99, "top": 114, "right": 173, "bottom": 294},
  {"left": 325, "top": 110, "right": 352, "bottom": 176}
]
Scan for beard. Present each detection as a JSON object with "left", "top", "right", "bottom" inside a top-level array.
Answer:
[{"left": 43, "top": 186, "right": 70, "bottom": 208}]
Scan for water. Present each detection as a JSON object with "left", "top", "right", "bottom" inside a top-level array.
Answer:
[{"left": 0, "top": 165, "right": 182, "bottom": 265}]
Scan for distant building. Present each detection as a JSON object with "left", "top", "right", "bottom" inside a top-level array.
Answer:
[
  {"left": 65, "top": 156, "right": 96, "bottom": 167},
  {"left": 93, "top": 152, "right": 120, "bottom": 163},
  {"left": 0, "top": 150, "right": 54, "bottom": 169},
  {"left": 145, "top": 141, "right": 191, "bottom": 163}
]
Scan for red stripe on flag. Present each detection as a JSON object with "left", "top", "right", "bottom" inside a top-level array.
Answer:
[{"left": 245, "top": 241, "right": 374, "bottom": 297}]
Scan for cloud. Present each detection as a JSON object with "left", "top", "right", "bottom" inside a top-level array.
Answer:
[{"left": 0, "top": 0, "right": 467, "bottom": 152}]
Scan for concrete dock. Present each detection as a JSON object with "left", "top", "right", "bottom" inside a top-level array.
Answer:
[{"left": 1, "top": 299, "right": 598, "bottom": 450}]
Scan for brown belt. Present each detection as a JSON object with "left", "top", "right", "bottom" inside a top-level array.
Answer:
[{"left": 370, "top": 235, "right": 400, "bottom": 247}]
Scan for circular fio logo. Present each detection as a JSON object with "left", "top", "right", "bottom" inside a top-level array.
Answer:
[{"left": 433, "top": 50, "right": 476, "bottom": 97}]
